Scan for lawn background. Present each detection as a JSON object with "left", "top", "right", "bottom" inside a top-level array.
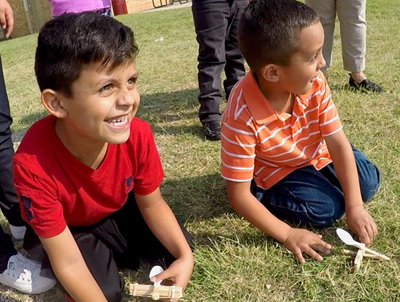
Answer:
[{"left": 1, "top": 0, "right": 400, "bottom": 301}]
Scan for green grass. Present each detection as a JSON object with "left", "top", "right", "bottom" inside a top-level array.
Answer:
[{"left": 1, "top": 1, "right": 400, "bottom": 301}]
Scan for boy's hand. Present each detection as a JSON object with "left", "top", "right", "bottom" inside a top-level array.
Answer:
[
  {"left": 150, "top": 255, "right": 193, "bottom": 301},
  {"left": 283, "top": 228, "right": 331, "bottom": 263},
  {"left": 0, "top": 0, "right": 13, "bottom": 38},
  {"left": 346, "top": 205, "right": 377, "bottom": 246}
]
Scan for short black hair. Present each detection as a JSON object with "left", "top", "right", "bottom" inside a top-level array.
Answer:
[
  {"left": 35, "top": 13, "right": 139, "bottom": 97},
  {"left": 238, "top": 0, "right": 319, "bottom": 72}
]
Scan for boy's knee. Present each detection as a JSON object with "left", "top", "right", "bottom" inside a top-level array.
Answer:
[
  {"left": 305, "top": 199, "right": 345, "bottom": 228},
  {"left": 101, "top": 276, "right": 124, "bottom": 302},
  {"left": 356, "top": 155, "right": 381, "bottom": 202},
  {"left": 360, "top": 168, "right": 380, "bottom": 202}
]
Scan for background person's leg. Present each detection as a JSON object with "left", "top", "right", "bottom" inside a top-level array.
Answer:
[
  {"left": 192, "top": 0, "right": 231, "bottom": 140},
  {"left": 223, "top": 0, "right": 247, "bottom": 99},
  {"left": 0, "top": 55, "right": 24, "bottom": 229},
  {"left": 337, "top": 0, "right": 366, "bottom": 74},
  {"left": 0, "top": 226, "right": 17, "bottom": 273},
  {"left": 305, "top": 0, "right": 336, "bottom": 72}
]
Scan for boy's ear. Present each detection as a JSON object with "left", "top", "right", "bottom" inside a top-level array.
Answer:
[
  {"left": 260, "top": 64, "right": 280, "bottom": 82},
  {"left": 41, "top": 89, "right": 68, "bottom": 118}
]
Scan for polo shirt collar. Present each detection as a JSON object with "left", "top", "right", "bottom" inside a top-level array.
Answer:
[
  {"left": 242, "top": 71, "right": 279, "bottom": 125},
  {"left": 242, "top": 71, "right": 311, "bottom": 125}
]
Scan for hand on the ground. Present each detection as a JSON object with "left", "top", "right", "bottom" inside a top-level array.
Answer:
[
  {"left": 150, "top": 255, "right": 193, "bottom": 301},
  {"left": 0, "top": 0, "right": 13, "bottom": 37},
  {"left": 283, "top": 228, "right": 331, "bottom": 264},
  {"left": 346, "top": 205, "right": 377, "bottom": 246}
]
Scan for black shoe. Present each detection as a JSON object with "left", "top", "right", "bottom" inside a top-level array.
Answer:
[
  {"left": 349, "top": 75, "right": 383, "bottom": 93},
  {"left": 203, "top": 121, "right": 221, "bottom": 141}
]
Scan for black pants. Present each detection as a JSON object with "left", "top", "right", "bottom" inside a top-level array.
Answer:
[
  {"left": 192, "top": 0, "right": 248, "bottom": 124},
  {"left": 24, "top": 192, "right": 192, "bottom": 302},
  {"left": 0, "top": 55, "right": 24, "bottom": 228},
  {"left": 0, "top": 54, "right": 22, "bottom": 272},
  {"left": 0, "top": 226, "right": 17, "bottom": 273}
]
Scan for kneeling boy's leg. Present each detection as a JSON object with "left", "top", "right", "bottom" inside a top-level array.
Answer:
[
  {"left": 251, "top": 165, "right": 345, "bottom": 227},
  {"left": 24, "top": 226, "right": 124, "bottom": 302},
  {"left": 352, "top": 146, "right": 380, "bottom": 202},
  {"left": 71, "top": 231, "right": 124, "bottom": 302},
  {"left": 113, "top": 192, "right": 192, "bottom": 268}
]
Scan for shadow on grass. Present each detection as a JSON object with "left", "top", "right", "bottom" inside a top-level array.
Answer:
[
  {"left": 12, "top": 110, "right": 48, "bottom": 143},
  {"left": 161, "top": 172, "right": 232, "bottom": 222},
  {"left": 138, "top": 88, "right": 219, "bottom": 139}
]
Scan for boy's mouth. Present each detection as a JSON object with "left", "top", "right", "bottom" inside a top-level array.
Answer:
[{"left": 105, "top": 115, "right": 129, "bottom": 128}]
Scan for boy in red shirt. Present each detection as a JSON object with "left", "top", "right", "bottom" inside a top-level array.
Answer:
[
  {"left": 13, "top": 13, "right": 193, "bottom": 302},
  {"left": 221, "top": 0, "right": 380, "bottom": 263}
]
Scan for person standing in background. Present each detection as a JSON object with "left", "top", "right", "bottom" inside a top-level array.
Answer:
[
  {"left": 0, "top": 0, "right": 56, "bottom": 294},
  {"left": 305, "top": 0, "right": 383, "bottom": 93},
  {"left": 48, "top": 0, "right": 112, "bottom": 17},
  {"left": 191, "top": 0, "right": 248, "bottom": 141}
]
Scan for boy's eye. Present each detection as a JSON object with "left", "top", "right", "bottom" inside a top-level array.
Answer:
[
  {"left": 100, "top": 84, "right": 113, "bottom": 92},
  {"left": 311, "top": 51, "right": 320, "bottom": 62},
  {"left": 127, "top": 77, "right": 137, "bottom": 85}
]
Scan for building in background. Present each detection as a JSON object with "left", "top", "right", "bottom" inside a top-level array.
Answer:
[{"left": 2, "top": 0, "right": 155, "bottom": 39}]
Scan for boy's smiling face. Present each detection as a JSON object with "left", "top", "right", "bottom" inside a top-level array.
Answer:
[
  {"left": 278, "top": 21, "right": 326, "bottom": 95},
  {"left": 54, "top": 60, "right": 140, "bottom": 154}
]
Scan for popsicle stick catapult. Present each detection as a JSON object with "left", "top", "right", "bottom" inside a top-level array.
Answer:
[
  {"left": 336, "top": 228, "right": 390, "bottom": 271},
  {"left": 129, "top": 266, "right": 183, "bottom": 300},
  {"left": 129, "top": 283, "right": 183, "bottom": 300}
]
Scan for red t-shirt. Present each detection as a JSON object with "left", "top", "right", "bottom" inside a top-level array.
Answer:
[{"left": 13, "top": 115, "right": 164, "bottom": 238}]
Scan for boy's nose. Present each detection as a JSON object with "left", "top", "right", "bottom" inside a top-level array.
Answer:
[
  {"left": 117, "top": 89, "right": 136, "bottom": 106},
  {"left": 319, "top": 55, "right": 326, "bottom": 70}
]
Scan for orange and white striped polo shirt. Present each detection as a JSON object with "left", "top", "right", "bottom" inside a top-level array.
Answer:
[{"left": 221, "top": 71, "right": 342, "bottom": 190}]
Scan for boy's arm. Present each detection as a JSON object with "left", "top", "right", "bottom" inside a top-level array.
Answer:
[
  {"left": 40, "top": 227, "right": 108, "bottom": 302},
  {"left": 135, "top": 188, "right": 193, "bottom": 291},
  {"left": 227, "top": 180, "right": 331, "bottom": 263},
  {"left": 324, "top": 130, "right": 377, "bottom": 245}
]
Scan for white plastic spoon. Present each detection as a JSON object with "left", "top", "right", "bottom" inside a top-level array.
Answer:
[
  {"left": 149, "top": 265, "right": 164, "bottom": 286},
  {"left": 149, "top": 266, "right": 164, "bottom": 300},
  {"left": 336, "top": 228, "right": 390, "bottom": 260}
]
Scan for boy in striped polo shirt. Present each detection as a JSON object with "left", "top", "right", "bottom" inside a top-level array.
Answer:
[{"left": 221, "top": 0, "right": 380, "bottom": 263}]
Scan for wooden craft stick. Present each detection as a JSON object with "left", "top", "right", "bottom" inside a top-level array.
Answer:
[
  {"left": 354, "top": 248, "right": 364, "bottom": 271},
  {"left": 363, "top": 246, "right": 391, "bottom": 261},
  {"left": 129, "top": 283, "right": 183, "bottom": 300},
  {"left": 342, "top": 249, "right": 382, "bottom": 259},
  {"left": 342, "top": 249, "right": 390, "bottom": 260}
]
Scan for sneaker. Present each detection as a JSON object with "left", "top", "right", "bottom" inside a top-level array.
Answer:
[
  {"left": 349, "top": 75, "right": 383, "bottom": 93},
  {"left": 0, "top": 253, "right": 56, "bottom": 294},
  {"left": 203, "top": 121, "right": 221, "bottom": 141},
  {"left": 9, "top": 225, "right": 26, "bottom": 240}
]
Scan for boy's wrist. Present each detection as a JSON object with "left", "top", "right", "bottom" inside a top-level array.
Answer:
[
  {"left": 345, "top": 202, "right": 364, "bottom": 212},
  {"left": 278, "top": 225, "right": 293, "bottom": 244}
]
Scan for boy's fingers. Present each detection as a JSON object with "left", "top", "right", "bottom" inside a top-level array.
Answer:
[
  {"left": 0, "top": 13, "right": 5, "bottom": 29},
  {"left": 150, "top": 271, "right": 166, "bottom": 283},
  {"left": 304, "top": 246, "right": 323, "bottom": 261},
  {"left": 4, "top": 14, "right": 13, "bottom": 37},
  {"left": 371, "top": 221, "right": 378, "bottom": 237},
  {"left": 293, "top": 247, "right": 305, "bottom": 264},
  {"left": 311, "top": 243, "right": 331, "bottom": 255},
  {"left": 358, "top": 229, "right": 371, "bottom": 246}
]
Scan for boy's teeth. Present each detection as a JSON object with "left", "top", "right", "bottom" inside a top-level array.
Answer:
[{"left": 108, "top": 117, "right": 125, "bottom": 123}]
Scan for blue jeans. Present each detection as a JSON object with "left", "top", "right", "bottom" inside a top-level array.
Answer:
[{"left": 251, "top": 146, "right": 380, "bottom": 227}]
